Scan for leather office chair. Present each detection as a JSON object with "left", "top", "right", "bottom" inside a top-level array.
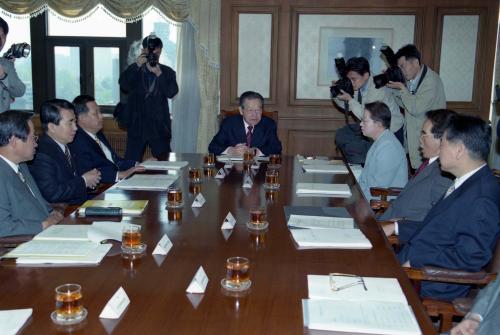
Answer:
[
  {"left": 381, "top": 226, "right": 500, "bottom": 333},
  {"left": 219, "top": 109, "right": 279, "bottom": 125}
]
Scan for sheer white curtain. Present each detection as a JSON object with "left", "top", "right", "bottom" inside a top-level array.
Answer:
[{"left": 171, "top": 21, "right": 200, "bottom": 153}]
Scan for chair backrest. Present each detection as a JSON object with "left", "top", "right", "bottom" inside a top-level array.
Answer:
[{"left": 219, "top": 109, "right": 279, "bottom": 126}]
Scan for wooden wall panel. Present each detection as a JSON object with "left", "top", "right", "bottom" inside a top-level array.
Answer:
[{"left": 221, "top": 0, "right": 500, "bottom": 156}]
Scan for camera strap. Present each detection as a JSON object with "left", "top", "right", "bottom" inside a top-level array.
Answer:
[{"left": 412, "top": 65, "right": 427, "bottom": 95}]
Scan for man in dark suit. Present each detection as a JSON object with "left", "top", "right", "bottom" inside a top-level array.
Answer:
[
  {"left": 0, "top": 110, "right": 62, "bottom": 237},
  {"left": 70, "top": 95, "right": 144, "bottom": 183},
  {"left": 383, "top": 114, "right": 500, "bottom": 301},
  {"left": 29, "top": 99, "right": 101, "bottom": 205},
  {"left": 208, "top": 91, "right": 282, "bottom": 156},
  {"left": 379, "top": 109, "right": 455, "bottom": 221}
]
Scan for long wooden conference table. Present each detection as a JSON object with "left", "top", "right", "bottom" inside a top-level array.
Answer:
[{"left": 0, "top": 154, "right": 435, "bottom": 334}]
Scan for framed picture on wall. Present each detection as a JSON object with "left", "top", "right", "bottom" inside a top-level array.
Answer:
[{"left": 317, "top": 27, "right": 393, "bottom": 86}]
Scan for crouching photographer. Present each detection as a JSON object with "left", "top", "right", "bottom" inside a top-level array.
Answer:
[
  {"left": 333, "top": 56, "right": 404, "bottom": 164},
  {"left": 0, "top": 17, "right": 26, "bottom": 114}
]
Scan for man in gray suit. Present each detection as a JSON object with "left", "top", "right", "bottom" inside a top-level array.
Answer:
[
  {"left": 0, "top": 110, "right": 62, "bottom": 237},
  {"left": 379, "top": 109, "right": 455, "bottom": 221},
  {"left": 358, "top": 101, "right": 408, "bottom": 200},
  {"left": 450, "top": 278, "right": 500, "bottom": 335}
]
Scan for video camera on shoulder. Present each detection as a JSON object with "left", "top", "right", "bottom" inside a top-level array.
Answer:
[
  {"left": 3, "top": 42, "right": 30, "bottom": 60},
  {"left": 330, "top": 58, "right": 354, "bottom": 98},
  {"left": 373, "top": 45, "right": 405, "bottom": 89}
]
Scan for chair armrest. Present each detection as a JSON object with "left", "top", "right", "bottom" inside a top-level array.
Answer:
[
  {"left": 378, "top": 221, "right": 400, "bottom": 246},
  {"left": 370, "top": 199, "right": 391, "bottom": 210},
  {"left": 370, "top": 187, "right": 403, "bottom": 198},
  {"left": 404, "top": 266, "right": 497, "bottom": 285}
]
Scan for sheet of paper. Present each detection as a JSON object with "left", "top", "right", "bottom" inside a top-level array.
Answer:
[
  {"left": 116, "top": 174, "right": 178, "bottom": 191},
  {"left": 296, "top": 183, "right": 351, "bottom": 197},
  {"left": 0, "top": 308, "right": 32, "bottom": 335},
  {"left": 15, "top": 243, "right": 112, "bottom": 265},
  {"left": 216, "top": 155, "right": 243, "bottom": 162},
  {"left": 307, "top": 275, "right": 407, "bottom": 304},
  {"left": 99, "top": 287, "right": 130, "bottom": 319},
  {"left": 288, "top": 215, "right": 354, "bottom": 229},
  {"left": 290, "top": 228, "right": 371, "bottom": 249},
  {"left": 88, "top": 222, "right": 139, "bottom": 243},
  {"left": 302, "top": 164, "right": 349, "bottom": 174},
  {"left": 5, "top": 240, "right": 100, "bottom": 258},
  {"left": 34, "top": 225, "right": 89, "bottom": 241},
  {"left": 186, "top": 266, "right": 209, "bottom": 293},
  {"left": 302, "top": 299, "right": 421, "bottom": 335},
  {"left": 283, "top": 206, "right": 352, "bottom": 221},
  {"left": 139, "top": 160, "right": 188, "bottom": 170}
]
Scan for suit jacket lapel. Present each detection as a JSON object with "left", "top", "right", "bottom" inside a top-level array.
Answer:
[
  {"left": 20, "top": 163, "right": 49, "bottom": 214},
  {"left": 45, "top": 135, "right": 76, "bottom": 174}
]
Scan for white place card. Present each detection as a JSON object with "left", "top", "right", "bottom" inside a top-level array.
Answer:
[
  {"left": 215, "top": 168, "right": 226, "bottom": 179},
  {"left": 99, "top": 287, "right": 130, "bottom": 319},
  {"left": 221, "top": 212, "right": 236, "bottom": 229},
  {"left": 152, "top": 234, "right": 173, "bottom": 255},
  {"left": 242, "top": 175, "right": 253, "bottom": 189},
  {"left": 191, "top": 193, "right": 206, "bottom": 208},
  {"left": 186, "top": 266, "right": 209, "bottom": 293}
]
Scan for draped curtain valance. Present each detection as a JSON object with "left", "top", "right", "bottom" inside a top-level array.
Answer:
[{"left": 0, "top": 0, "right": 189, "bottom": 22}]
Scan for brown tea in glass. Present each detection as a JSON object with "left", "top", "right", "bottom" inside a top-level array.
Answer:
[
  {"left": 222, "top": 257, "right": 251, "bottom": 291},
  {"left": 203, "top": 153, "right": 215, "bottom": 167},
  {"left": 247, "top": 207, "right": 269, "bottom": 231},
  {"left": 268, "top": 154, "right": 281, "bottom": 169},
  {"left": 188, "top": 167, "right": 201, "bottom": 183},
  {"left": 167, "top": 186, "right": 183, "bottom": 208},
  {"left": 264, "top": 169, "right": 280, "bottom": 189},
  {"left": 51, "top": 284, "right": 87, "bottom": 325}
]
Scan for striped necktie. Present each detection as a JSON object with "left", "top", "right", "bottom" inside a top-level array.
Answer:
[{"left": 246, "top": 126, "right": 253, "bottom": 147}]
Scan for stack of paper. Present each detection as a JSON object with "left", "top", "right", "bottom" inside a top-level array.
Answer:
[
  {"left": 303, "top": 275, "right": 421, "bottom": 335},
  {"left": 0, "top": 222, "right": 137, "bottom": 265},
  {"left": 296, "top": 183, "right": 351, "bottom": 197},
  {"left": 116, "top": 174, "right": 178, "bottom": 191},
  {"left": 216, "top": 155, "right": 243, "bottom": 162},
  {"left": 302, "top": 158, "right": 343, "bottom": 166},
  {"left": 287, "top": 214, "right": 354, "bottom": 229},
  {"left": 3, "top": 240, "right": 112, "bottom": 265},
  {"left": 78, "top": 200, "right": 149, "bottom": 216},
  {"left": 302, "top": 164, "right": 349, "bottom": 174},
  {"left": 290, "top": 228, "right": 371, "bottom": 249},
  {"left": 139, "top": 160, "right": 188, "bottom": 170},
  {"left": 0, "top": 308, "right": 32, "bottom": 335}
]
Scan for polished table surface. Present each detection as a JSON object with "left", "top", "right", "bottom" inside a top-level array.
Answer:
[{"left": 0, "top": 154, "right": 435, "bottom": 334}]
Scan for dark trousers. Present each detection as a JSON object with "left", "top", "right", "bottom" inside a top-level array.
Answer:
[
  {"left": 125, "top": 134, "right": 171, "bottom": 161},
  {"left": 335, "top": 124, "right": 404, "bottom": 164}
]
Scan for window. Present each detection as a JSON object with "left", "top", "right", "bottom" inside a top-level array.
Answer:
[
  {"left": 46, "top": 7, "right": 126, "bottom": 110},
  {"left": 3, "top": 15, "right": 33, "bottom": 110}
]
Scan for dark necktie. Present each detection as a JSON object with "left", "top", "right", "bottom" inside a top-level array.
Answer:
[
  {"left": 246, "top": 126, "right": 253, "bottom": 147},
  {"left": 414, "top": 159, "right": 429, "bottom": 177},
  {"left": 357, "top": 90, "right": 362, "bottom": 104},
  {"left": 64, "top": 146, "right": 72, "bottom": 168}
]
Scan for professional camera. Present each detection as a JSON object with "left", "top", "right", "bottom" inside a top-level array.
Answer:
[
  {"left": 373, "top": 45, "right": 406, "bottom": 89},
  {"left": 3, "top": 42, "right": 31, "bottom": 59},
  {"left": 330, "top": 58, "right": 354, "bottom": 98},
  {"left": 144, "top": 34, "right": 160, "bottom": 67}
]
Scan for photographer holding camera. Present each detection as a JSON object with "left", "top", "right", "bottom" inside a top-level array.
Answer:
[
  {"left": 333, "top": 57, "right": 404, "bottom": 164},
  {"left": 385, "top": 44, "right": 446, "bottom": 169},
  {"left": 0, "top": 17, "right": 26, "bottom": 114},
  {"left": 119, "top": 33, "right": 179, "bottom": 161}
]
